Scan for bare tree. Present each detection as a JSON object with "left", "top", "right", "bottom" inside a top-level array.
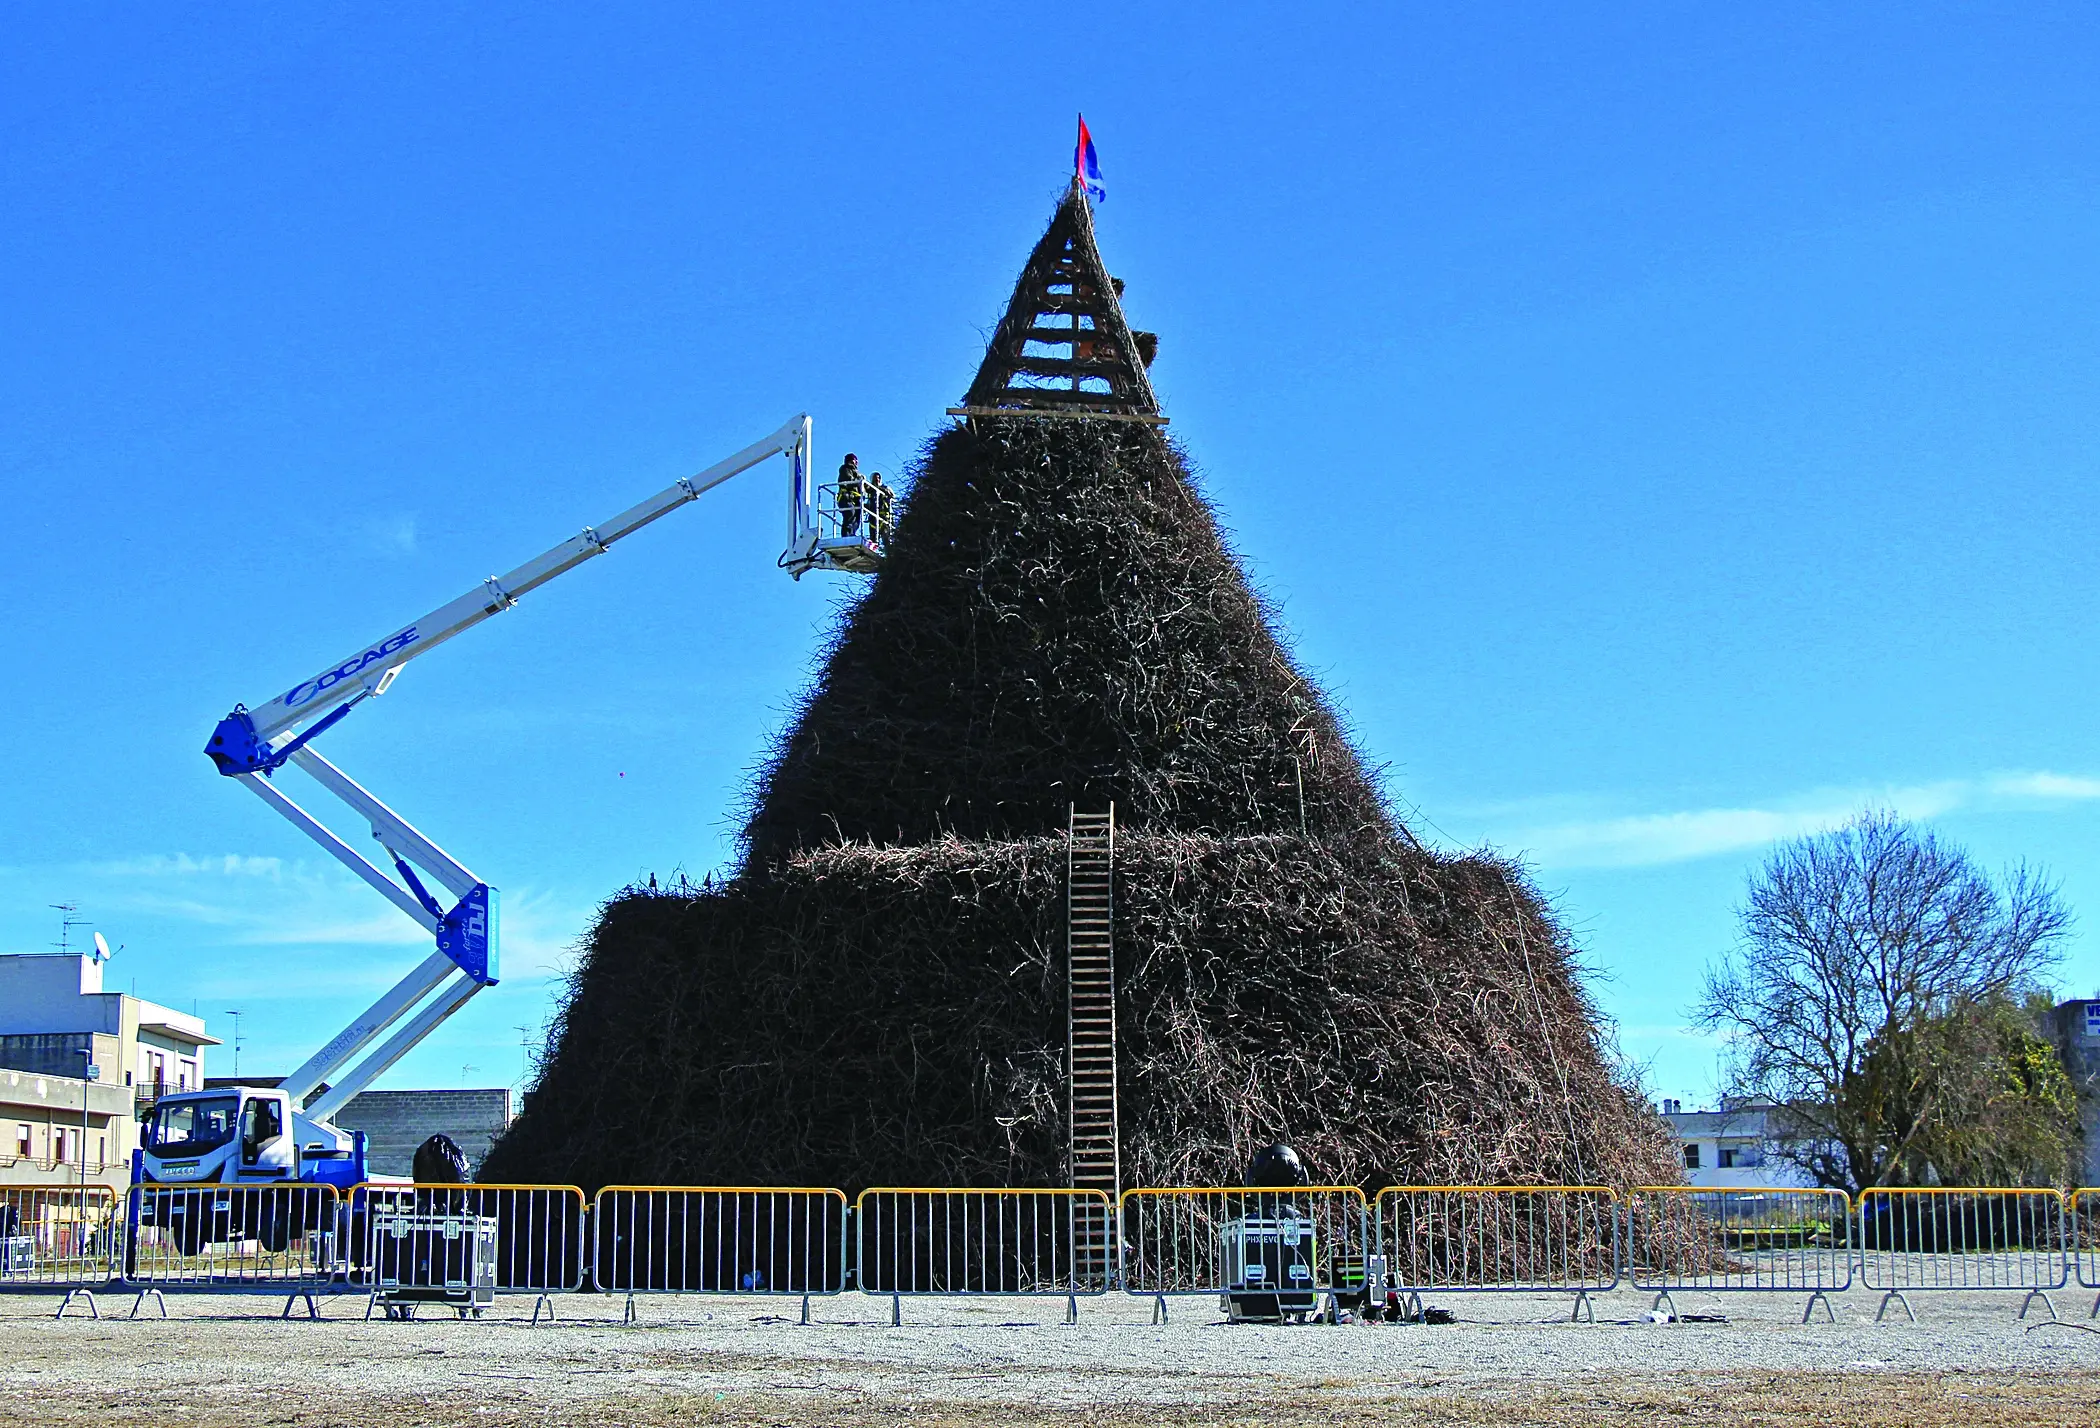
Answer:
[{"left": 1698, "top": 811, "right": 2073, "bottom": 1194}]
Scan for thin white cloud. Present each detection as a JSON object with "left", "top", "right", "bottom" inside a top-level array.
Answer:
[
  {"left": 1494, "top": 772, "right": 2100, "bottom": 870},
  {"left": 12, "top": 849, "right": 588, "bottom": 973},
  {"left": 362, "top": 514, "right": 417, "bottom": 556},
  {"left": 88, "top": 852, "right": 288, "bottom": 880},
  {"left": 489, "top": 887, "right": 590, "bottom": 981},
  {"left": 230, "top": 912, "right": 430, "bottom": 948},
  {"left": 1517, "top": 806, "right": 1826, "bottom": 868},
  {"left": 106, "top": 892, "right": 273, "bottom": 928},
  {"left": 1, "top": 849, "right": 589, "bottom": 1089},
  {"left": 1988, "top": 771, "right": 2100, "bottom": 802}
]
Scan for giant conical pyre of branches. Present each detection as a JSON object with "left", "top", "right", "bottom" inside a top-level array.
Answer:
[{"left": 482, "top": 182, "right": 1678, "bottom": 1195}]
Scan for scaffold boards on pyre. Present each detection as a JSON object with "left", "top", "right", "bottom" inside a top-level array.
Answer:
[{"left": 952, "top": 179, "right": 1164, "bottom": 424}]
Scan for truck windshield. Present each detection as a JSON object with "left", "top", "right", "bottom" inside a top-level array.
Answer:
[{"left": 146, "top": 1096, "right": 240, "bottom": 1155}]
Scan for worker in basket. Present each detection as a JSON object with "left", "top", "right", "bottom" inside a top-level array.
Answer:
[
  {"left": 868, "top": 470, "right": 893, "bottom": 542},
  {"left": 836, "top": 453, "right": 864, "bottom": 536}
]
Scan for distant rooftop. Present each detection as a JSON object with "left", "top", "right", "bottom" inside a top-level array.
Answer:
[{"left": 0, "top": 952, "right": 219, "bottom": 1045}]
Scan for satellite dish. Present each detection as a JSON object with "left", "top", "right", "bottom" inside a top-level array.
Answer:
[{"left": 92, "top": 932, "right": 113, "bottom": 962}]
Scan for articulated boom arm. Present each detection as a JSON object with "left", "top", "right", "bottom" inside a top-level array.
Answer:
[
  {"left": 205, "top": 415, "right": 830, "bottom": 1123},
  {"left": 211, "top": 414, "right": 816, "bottom": 762}
]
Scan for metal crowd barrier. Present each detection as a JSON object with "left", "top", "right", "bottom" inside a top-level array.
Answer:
[
  {"left": 123, "top": 1183, "right": 341, "bottom": 1318},
  {"left": 855, "top": 1189, "right": 1116, "bottom": 1323},
  {"left": 348, "top": 1183, "right": 587, "bottom": 1322},
  {"left": 1856, "top": 1187, "right": 2067, "bottom": 1322},
  {"left": 1119, "top": 1186, "right": 1370, "bottom": 1324},
  {"left": 592, "top": 1187, "right": 850, "bottom": 1323},
  {"left": 1625, "top": 1186, "right": 1851, "bottom": 1321},
  {"left": 2072, "top": 1189, "right": 2100, "bottom": 1318},
  {"left": 37, "top": 1175, "right": 2100, "bottom": 1332},
  {"left": 1372, "top": 1186, "right": 1618, "bottom": 1321},
  {"left": 0, "top": 1185, "right": 120, "bottom": 1318}
]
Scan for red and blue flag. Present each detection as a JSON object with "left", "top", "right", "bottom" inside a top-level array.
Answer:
[{"left": 1076, "top": 114, "right": 1105, "bottom": 203}]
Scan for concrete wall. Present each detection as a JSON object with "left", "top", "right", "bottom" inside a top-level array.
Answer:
[
  {"left": 0, "top": 1066, "right": 135, "bottom": 1196},
  {"left": 330, "top": 1089, "right": 513, "bottom": 1179},
  {"left": 0, "top": 1032, "right": 120, "bottom": 1080},
  {"left": 0, "top": 955, "right": 115, "bottom": 1035},
  {"left": 2048, "top": 999, "right": 2100, "bottom": 1188}
]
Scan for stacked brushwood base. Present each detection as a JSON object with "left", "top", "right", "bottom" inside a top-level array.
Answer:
[{"left": 483, "top": 417, "right": 1679, "bottom": 1195}]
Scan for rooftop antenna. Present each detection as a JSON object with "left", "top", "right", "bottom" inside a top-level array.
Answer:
[
  {"left": 92, "top": 932, "right": 116, "bottom": 964},
  {"left": 224, "top": 1009, "right": 245, "bottom": 1078},
  {"left": 50, "top": 903, "right": 86, "bottom": 955},
  {"left": 514, "top": 1025, "right": 534, "bottom": 1093}
]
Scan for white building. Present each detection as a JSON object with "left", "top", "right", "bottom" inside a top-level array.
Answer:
[
  {"left": 1659, "top": 1099, "right": 1818, "bottom": 1189},
  {"left": 0, "top": 953, "right": 217, "bottom": 1193}
]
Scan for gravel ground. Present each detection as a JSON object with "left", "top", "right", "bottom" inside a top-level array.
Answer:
[{"left": 4, "top": 1283, "right": 2098, "bottom": 1425}]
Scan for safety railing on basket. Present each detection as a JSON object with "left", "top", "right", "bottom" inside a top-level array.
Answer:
[
  {"left": 1119, "top": 1187, "right": 1369, "bottom": 1323},
  {"left": 854, "top": 1189, "right": 1115, "bottom": 1322},
  {"left": 124, "top": 1182, "right": 340, "bottom": 1289},
  {"left": 1855, "top": 1186, "right": 2067, "bottom": 1322},
  {"left": 0, "top": 1185, "right": 118, "bottom": 1290},
  {"left": 593, "top": 1187, "right": 849, "bottom": 1322},
  {"left": 817, "top": 483, "right": 893, "bottom": 545},
  {"left": 1373, "top": 1186, "right": 1618, "bottom": 1321},
  {"left": 1624, "top": 1186, "right": 1852, "bottom": 1321},
  {"left": 347, "top": 1183, "right": 587, "bottom": 1318}
]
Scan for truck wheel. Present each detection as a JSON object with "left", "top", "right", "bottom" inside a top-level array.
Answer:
[{"left": 258, "top": 1202, "right": 291, "bottom": 1254}]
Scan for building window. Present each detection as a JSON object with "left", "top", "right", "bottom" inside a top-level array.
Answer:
[
  {"left": 1683, "top": 1143, "right": 1701, "bottom": 1170},
  {"left": 97, "top": 1134, "right": 107, "bottom": 1168},
  {"left": 179, "top": 1059, "right": 195, "bottom": 1090},
  {"left": 13, "top": 1124, "right": 27, "bottom": 1160},
  {"left": 53, "top": 1127, "right": 74, "bottom": 1165}
]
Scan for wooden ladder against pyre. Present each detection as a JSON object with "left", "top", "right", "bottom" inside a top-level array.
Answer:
[
  {"left": 1066, "top": 805, "right": 1120, "bottom": 1287},
  {"left": 1066, "top": 805, "right": 1119, "bottom": 1193}
]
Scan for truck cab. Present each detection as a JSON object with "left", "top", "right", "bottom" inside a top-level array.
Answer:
[
  {"left": 131, "top": 1087, "right": 373, "bottom": 1261},
  {"left": 140, "top": 1086, "right": 369, "bottom": 1191}
]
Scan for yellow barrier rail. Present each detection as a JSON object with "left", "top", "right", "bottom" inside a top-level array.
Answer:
[
  {"left": 1120, "top": 1186, "right": 1369, "bottom": 1322},
  {"left": 1624, "top": 1185, "right": 1851, "bottom": 1322},
  {"left": 1855, "top": 1186, "right": 2066, "bottom": 1322},
  {"left": 592, "top": 1186, "right": 849, "bottom": 1321},
  {"left": 855, "top": 1188, "right": 1115, "bottom": 1321},
  {"left": 2070, "top": 1188, "right": 2100, "bottom": 1312},
  {"left": 347, "top": 1182, "right": 588, "bottom": 1309},
  {"left": 1372, "top": 1185, "right": 1617, "bottom": 1321},
  {"left": 124, "top": 1181, "right": 341, "bottom": 1316},
  {"left": 0, "top": 1185, "right": 119, "bottom": 1316}
]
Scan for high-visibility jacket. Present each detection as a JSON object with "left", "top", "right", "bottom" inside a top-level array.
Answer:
[{"left": 838, "top": 466, "right": 864, "bottom": 538}]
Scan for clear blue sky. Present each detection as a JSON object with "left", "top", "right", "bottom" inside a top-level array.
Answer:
[{"left": 5, "top": 5, "right": 2098, "bottom": 1110}]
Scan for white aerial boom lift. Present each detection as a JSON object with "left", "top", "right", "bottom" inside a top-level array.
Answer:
[{"left": 135, "top": 415, "right": 879, "bottom": 1229}]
